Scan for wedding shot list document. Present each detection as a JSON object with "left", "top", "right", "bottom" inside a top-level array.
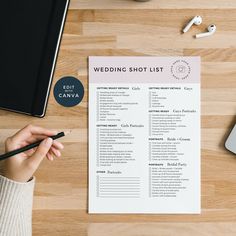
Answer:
[{"left": 89, "top": 56, "right": 201, "bottom": 214}]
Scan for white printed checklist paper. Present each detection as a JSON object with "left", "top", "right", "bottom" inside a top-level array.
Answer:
[{"left": 89, "top": 57, "right": 201, "bottom": 214}]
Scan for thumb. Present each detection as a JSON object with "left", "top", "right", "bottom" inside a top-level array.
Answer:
[{"left": 28, "top": 138, "right": 53, "bottom": 169}]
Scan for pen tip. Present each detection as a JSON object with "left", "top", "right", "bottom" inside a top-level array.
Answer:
[{"left": 64, "top": 130, "right": 72, "bottom": 136}]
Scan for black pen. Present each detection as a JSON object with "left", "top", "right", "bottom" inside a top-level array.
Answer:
[{"left": 0, "top": 131, "right": 70, "bottom": 161}]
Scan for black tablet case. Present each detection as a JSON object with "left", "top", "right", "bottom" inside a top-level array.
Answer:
[{"left": 0, "top": 0, "right": 69, "bottom": 117}]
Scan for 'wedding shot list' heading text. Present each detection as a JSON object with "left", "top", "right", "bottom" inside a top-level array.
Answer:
[{"left": 93, "top": 66, "right": 164, "bottom": 73}]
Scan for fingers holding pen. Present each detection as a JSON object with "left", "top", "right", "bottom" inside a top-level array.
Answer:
[
  {"left": 46, "top": 144, "right": 63, "bottom": 161},
  {"left": 3, "top": 126, "right": 68, "bottom": 183},
  {"left": 10, "top": 125, "right": 57, "bottom": 143}
]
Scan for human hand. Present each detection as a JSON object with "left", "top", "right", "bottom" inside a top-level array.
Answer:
[{"left": 3, "top": 125, "right": 64, "bottom": 182}]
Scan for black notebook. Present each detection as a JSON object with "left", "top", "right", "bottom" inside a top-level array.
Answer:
[{"left": 0, "top": 0, "right": 70, "bottom": 117}]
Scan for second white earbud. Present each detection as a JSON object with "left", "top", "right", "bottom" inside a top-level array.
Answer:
[
  {"left": 183, "top": 16, "right": 202, "bottom": 33},
  {"left": 195, "top": 24, "right": 216, "bottom": 38}
]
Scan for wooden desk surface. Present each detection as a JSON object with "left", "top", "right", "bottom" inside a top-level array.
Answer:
[{"left": 1, "top": 0, "right": 236, "bottom": 235}]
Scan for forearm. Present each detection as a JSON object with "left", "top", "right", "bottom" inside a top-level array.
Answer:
[{"left": 0, "top": 175, "right": 35, "bottom": 236}]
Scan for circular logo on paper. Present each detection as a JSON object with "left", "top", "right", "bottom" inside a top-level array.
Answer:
[
  {"left": 171, "top": 60, "right": 191, "bottom": 80},
  {"left": 53, "top": 76, "right": 84, "bottom": 107}
]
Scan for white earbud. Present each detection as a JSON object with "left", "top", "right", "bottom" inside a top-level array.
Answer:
[
  {"left": 195, "top": 24, "right": 216, "bottom": 38},
  {"left": 183, "top": 16, "right": 202, "bottom": 33}
]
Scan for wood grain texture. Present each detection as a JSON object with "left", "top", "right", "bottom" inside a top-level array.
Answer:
[{"left": 1, "top": 0, "right": 236, "bottom": 235}]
